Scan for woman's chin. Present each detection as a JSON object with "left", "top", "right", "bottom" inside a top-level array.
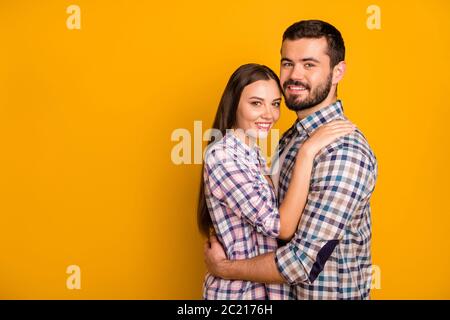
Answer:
[
  {"left": 256, "top": 131, "right": 269, "bottom": 139},
  {"left": 246, "top": 129, "right": 269, "bottom": 140}
]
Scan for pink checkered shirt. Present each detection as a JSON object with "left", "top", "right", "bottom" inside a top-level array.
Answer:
[{"left": 202, "top": 132, "right": 293, "bottom": 300}]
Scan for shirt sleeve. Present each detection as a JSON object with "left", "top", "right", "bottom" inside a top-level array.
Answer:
[
  {"left": 275, "top": 145, "right": 377, "bottom": 285},
  {"left": 205, "top": 156, "right": 280, "bottom": 238}
]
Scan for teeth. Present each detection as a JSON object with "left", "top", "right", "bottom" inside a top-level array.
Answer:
[
  {"left": 289, "top": 85, "right": 306, "bottom": 91},
  {"left": 255, "top": 123, "right": 271, "bottom": 130}
]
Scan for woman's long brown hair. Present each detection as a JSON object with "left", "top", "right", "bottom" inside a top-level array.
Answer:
[{"left": 197, "top": 63, "right": 282, "bottom": 237}]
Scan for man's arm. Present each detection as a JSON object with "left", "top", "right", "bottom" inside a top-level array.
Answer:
[
  {"left": 273, "top": 145, "right": 376, "bottom": 285},
  {"left": 204, "top": 236, "right": 285, "bottom": 284}
]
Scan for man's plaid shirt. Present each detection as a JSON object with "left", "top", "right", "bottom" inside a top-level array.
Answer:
[{"left": 274, "top": 100, "right": 378, "bottom": 299}]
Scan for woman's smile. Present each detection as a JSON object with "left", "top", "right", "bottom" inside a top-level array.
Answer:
[{"left": 254, "top": 122, "right": 273, "bottom": 131}]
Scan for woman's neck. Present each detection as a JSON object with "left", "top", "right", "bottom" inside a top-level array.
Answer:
[{"left": 232, "top": 128, "right": 257, "bottom": 147}]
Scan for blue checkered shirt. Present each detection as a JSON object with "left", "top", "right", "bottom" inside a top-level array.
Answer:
[{"left": 274, "top": 100, "right": 378, "bottom": 299}]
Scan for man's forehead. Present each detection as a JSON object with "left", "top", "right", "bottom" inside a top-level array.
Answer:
[{"left": 281, "top": 38, "right": 328, "bottom": 58}]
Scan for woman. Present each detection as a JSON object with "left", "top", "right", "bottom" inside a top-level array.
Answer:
[{"left": 197, "top": 64, "right": 355, "bottom": 299}]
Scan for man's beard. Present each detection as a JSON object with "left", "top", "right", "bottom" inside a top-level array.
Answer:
[{"left": 283, "top": 73, "right": 333, "bottom": 112}]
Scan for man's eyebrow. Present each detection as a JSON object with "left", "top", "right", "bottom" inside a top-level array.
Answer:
[
  {"left": 281, "top": 57, "right": 320, "bottom": 63},
  {"left": 301, "top": 57, "right": 320, "bottom": 63}
]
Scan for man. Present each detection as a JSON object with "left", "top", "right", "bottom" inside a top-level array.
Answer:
[{"left": 204, "top": 20, "right": 378, "bottom": 300}]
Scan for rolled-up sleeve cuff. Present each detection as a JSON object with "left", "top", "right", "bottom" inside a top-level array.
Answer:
[
  {"left": 256, "top": 219, "right": 280, "bottom": 238},
  {"left": 275, "top": 244, "right": 309, "bottom": 285},
  {"left": 241, "top": 200, "right": 280, "bottom": 238}
]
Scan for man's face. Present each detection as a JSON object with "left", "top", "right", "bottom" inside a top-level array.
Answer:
[{"left": 280, "top": 37, "right": 333, "bottom": 111}]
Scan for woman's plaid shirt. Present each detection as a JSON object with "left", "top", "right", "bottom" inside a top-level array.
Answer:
[{"left": 202, "top": 132, "right": 293, "bottom": 300}]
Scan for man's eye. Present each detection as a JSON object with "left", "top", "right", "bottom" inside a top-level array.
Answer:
[
  {"left": 305, "top": 63, "right": 315, "bottom": 68},
  {"left": 282, "top": 62, "right": 293, "bottom": 67}
]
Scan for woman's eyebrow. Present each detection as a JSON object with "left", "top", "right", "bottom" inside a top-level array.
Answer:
[
  {"left": 273, "top": 97, "right": 282, "bottom": 101},
  {"left": 248, "top": 96, "right": 264, "bottom": 101}
]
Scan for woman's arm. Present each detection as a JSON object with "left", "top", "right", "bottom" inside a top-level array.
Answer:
[
  {"left": 278, "top": 147, "right": 314, "bottom": 240},
  {"left": 277, "top": 120, "right": 355, "bottom": 240}
]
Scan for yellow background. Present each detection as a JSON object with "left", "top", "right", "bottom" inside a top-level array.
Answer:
[{"left": 0, "top": 0, "right": 449, "bottom": 299}]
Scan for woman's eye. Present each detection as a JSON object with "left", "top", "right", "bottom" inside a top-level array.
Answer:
[
  {"left": 251, "top": 101, "right": 262, "bottom": 106},
  {"left": 273, "top": 102, "right": 281, "bottom": 108}
]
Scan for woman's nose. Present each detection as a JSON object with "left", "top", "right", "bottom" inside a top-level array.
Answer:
[{"left": 261, "top": 106, "right": 274, "bottom": 120}]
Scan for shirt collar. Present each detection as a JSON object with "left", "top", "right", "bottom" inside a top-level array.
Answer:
[{"left": 296, "top": 100, "right": 345, "bottom": 136}]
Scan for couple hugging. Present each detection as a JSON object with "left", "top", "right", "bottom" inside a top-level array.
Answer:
[{"left": 198, "top": 20, "right": 378, "bottom": 300}]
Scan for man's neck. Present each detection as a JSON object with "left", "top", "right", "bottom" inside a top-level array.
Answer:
[{"left": 296, "top": 96, "right": 338, "bottom": 121}]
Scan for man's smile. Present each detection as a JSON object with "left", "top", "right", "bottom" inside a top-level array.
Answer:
[{"left": 286, "top": 85, "right": 308, "bottom": 95}]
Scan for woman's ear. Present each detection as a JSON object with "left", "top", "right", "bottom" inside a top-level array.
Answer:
[{"left": 332, "top": 61, "right": 346, "bottom": 85}]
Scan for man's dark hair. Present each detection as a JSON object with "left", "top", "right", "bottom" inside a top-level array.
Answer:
[{"left": 283, "top": 20, "right": 345, "bottom": 68}]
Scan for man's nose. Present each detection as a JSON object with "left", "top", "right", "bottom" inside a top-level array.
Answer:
[{"left": 289, "top": 64, "right": 306, "bottom": 81}]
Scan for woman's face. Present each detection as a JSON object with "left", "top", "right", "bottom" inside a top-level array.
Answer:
[{"left": 234, "top": 79, "right": 281, "bottom": 139}]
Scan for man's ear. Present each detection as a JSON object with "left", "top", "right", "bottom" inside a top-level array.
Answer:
[{"left": 332, "top": 61, "right": 346, "bottom": 85}]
